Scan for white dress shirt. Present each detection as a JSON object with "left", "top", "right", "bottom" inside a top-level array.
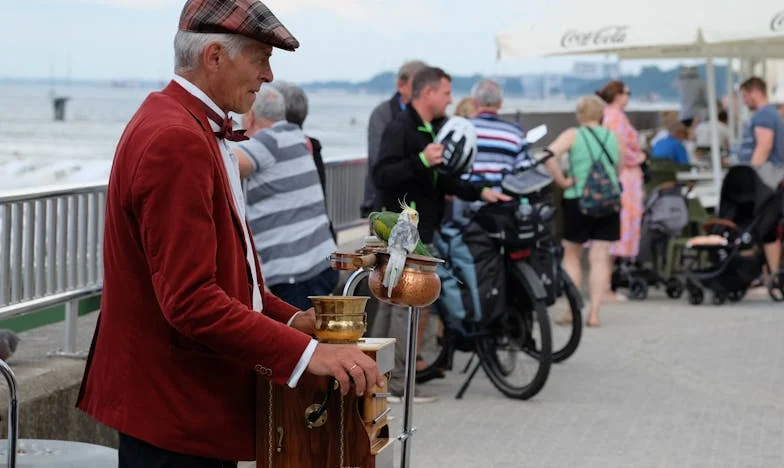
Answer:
[{"left": 173, "top": 75, "right": 317, "bottom": 388}]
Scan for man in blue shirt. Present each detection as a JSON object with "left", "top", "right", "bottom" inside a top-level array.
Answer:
[
  {"left": 739, "top": 77, "right": 784, "bottom": 167},
  {"left": 739, "top": 77, "right": 784, "bottom": 282},
  {"left": 651, "top": 122, "right": 690, "bottom": 165}
]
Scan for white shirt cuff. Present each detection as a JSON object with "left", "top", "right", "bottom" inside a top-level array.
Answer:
[
  {"left": 286, "top": 310, "right": 304, "bottom": 326},
  {"left": 287, "top": 339, "right": 318, "bottom": 388}
]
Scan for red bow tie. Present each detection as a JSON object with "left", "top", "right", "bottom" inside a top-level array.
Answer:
[{"left": 202, "top": 104, "right": 249, "bottom": 142}]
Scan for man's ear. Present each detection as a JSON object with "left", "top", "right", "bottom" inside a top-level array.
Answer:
[{"left": 202, "top": 42, "right": 223, "bottom": 73}]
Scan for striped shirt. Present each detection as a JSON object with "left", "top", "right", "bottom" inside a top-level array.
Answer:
[
  {"left": 236, "top": 121, "right": 336, "bottom": 287},
  {"left": 465, "top": 112, "right": 533, "bottom": 185}
]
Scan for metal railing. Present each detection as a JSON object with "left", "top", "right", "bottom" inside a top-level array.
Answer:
[
  {"left": 324, "top": 156, "right": 367, "bottom": 229},
  {"left": 0, "top": 183, "right": 106, "bottom": 356},
  {"left": 0, "top": 157, "right": 367, "bottom": 354}
]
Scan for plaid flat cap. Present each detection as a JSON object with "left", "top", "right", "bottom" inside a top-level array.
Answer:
[{"left": 179, "top": 0, "right": 299, "bottom": 51}]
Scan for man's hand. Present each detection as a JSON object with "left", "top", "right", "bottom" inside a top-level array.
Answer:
[
  {"left": 291, "top": 308, "right": 315, "bottom": 336},
  {"left": 306, "top": 343, "right": 385, "bottom": 396},
  {"left": 480, "top": 188, "right": 513, "bottom": 203},
  {"left": 422, "top": 143, "right": 445, "bottom": 167}
]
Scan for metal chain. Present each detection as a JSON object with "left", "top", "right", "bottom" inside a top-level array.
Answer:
[
  {"left": 339, "top": 391, "right": 345, "bottom": 468},
  {"left": 267, "top": 379, "right": 346, "bottom": 468},
  {"left": 268, "top": 381, "right": 274, "bottom": 467}
]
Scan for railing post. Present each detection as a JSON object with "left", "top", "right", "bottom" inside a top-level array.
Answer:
[
  {"left": 64, "top": 300, "right": 78, "bottom": 355},
  {"left": 48, "top": 299, "right": 87, "bottom": 359}
]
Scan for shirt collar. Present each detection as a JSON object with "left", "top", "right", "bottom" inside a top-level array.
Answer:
[
  {"left": 477, "top": 111, "right": 499, "bottom": 117},
  {"left": 173, "top": 74, "right": 225, "bottom": 133},
  {"left": 396, "top": 92, "right": 406, "bottom": 111}
]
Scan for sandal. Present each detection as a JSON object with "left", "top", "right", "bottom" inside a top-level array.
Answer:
[{"left": 555, "top": 316, "right": 573, "bottom": 326}]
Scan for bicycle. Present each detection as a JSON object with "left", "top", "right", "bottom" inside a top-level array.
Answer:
[{"left": 416, "top": 141, "right": 584, "bottom": 400}]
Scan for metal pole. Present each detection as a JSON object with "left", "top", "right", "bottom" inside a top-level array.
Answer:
[
  {"left": 0, "top": 359, "right": 18, "bottom": 468},
  {"left": 342, "top": 269, "right": 370, "bottom": 297},
  {"left": 726, "top": 58, "right": 736, "bottom": 156},
  {"left": 705, "top": 56, "right": 723, "bottom": 199},
  {"left": 399, "top": 306, "right": 420, "bottom": 468},
  {"left": 64, "top": 300, "right": 78, "bottom": 355}
]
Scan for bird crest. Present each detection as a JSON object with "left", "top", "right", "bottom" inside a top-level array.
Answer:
[{"left": 398, "top": 198, "right": 419, "bottom": 225}]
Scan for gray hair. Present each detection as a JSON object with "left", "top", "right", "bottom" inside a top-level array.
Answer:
[
  {"left": 397, "top": 60, "right": 428, "bottom": 83},
  {"left": 471, "top": 79, "right": 503, "bottom": 108},
  {"left": 173, "top": 30, "right": 254, "bottom": 73},
  {"left": 270, "top": 81, "right": 309, "bottom": 127},
  {"left": 250, "top": 86, "right": 286, "bottom": 122}
]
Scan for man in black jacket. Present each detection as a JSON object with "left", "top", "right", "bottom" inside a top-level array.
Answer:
[
  {"left": 370, "top": 66, "right": 509, "bottom": 402},
  {"left": 361, "top": 60, "right": 428, "bottom": 218},
  {"left": 373, "top": 66, "right": 509, "bottom": 244}
]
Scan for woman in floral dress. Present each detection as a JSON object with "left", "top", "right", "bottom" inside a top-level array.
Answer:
[{"left": 598, "top": 81, "right": 646, "bottom": 299}]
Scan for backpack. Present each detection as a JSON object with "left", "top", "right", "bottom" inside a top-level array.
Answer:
[
  {"left": 432, "top": 221, "right": 505, "bottom": 326},
  {"left": 573, "top": 127, "right": 622, "bottom": 218}
]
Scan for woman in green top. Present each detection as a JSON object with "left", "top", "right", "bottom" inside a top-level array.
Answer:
[{"left": 543, "top": 95, "right": 621, "bottom": 328}]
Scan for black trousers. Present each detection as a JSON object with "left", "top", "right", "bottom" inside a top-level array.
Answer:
[{"left": 119, "top": 433, "right": 238, "bottom": 468}]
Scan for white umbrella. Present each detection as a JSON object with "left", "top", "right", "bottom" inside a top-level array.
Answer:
[
  {"left": 496, "top": 0, "right": 784, "bottom": 195},
  {"left": 497, "top": 1, "right": 784, "bottom": 60}
]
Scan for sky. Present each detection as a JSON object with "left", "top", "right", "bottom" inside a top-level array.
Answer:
[{"left": 1, "top": 0, "right": 693, "bottom": 83}]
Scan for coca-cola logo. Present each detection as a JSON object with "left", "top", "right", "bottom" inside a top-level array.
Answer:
[
  {"left": 772, "top": 11, "right": 784, "bottom": 32},
  {"left": 561, "top": 26, "right": 629, "bottom": 49}
]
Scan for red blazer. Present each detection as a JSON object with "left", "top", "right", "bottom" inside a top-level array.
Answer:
[{"left": 77, "top": 81, "right": 312, "bottom": 461}]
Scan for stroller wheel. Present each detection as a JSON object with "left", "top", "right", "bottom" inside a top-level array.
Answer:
[
  {"left": 728, "top": 289, "right": 746, "bottom": 302},
  {"left": 688, "top": 288, "right": 704, "bottom": 305},
  {"left": 629, "top": 278, "right": 648, "bottom": 300},
  {"left": 666, "top": 278, "right": 685, "bottom": 299}
]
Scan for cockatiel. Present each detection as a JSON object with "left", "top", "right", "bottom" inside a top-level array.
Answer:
[
  {"left": 381, "top": 202, "right": 421, "bottom": 297},
  {"left": 368, "top": 208, "right": 430, "bottom": 257}
]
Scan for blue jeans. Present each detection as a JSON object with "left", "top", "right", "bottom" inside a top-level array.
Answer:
[{"left": 269, "top": 268, "right": 339, "bottom": 311}]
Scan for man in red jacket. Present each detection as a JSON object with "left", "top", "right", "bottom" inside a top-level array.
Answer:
[{"left": 76, "top": 1, "right": 383, "bottom": 466}]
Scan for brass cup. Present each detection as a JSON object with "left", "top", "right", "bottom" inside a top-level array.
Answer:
[{"left": 309, "top": 296, "right": 370, "bottom": 343}]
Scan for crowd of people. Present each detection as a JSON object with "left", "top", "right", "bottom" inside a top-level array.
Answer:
[
  {"left": 359, "top": 63, "right": 784, "bottom": 397},
  {"left": 645, "top": 76, "right": 784, "bottom": 280}
]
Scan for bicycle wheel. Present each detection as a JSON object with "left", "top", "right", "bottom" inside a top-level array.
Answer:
[
  {"left": 478, "top": 297, "right": 552, "bottom": 400},
  {"left": 550, "top": 269, "right": 583, "bottom": 363}
]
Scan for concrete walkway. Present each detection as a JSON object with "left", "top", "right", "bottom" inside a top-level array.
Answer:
[
  {"left": 238, "top": 287, "right": 784, "bottom": 467},
  {"left": 378, "top": 288, "right": 784, "bottom": 468}
]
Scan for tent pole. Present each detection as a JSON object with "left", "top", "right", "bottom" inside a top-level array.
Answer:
[
  {"left": 726, "top": 58, "right": 736, "bottom": 156},
  {"left": 738, "top": 58, "right": 751, "bottom": 144},
  {"left": 705, "top": 55, "right": 723, "bottom": 200}
]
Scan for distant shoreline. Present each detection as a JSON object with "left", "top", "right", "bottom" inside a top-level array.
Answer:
[{"left": 1, "top": 61, "right": 731, "bottom": 102}]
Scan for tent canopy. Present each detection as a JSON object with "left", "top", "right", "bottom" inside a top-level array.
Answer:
[{"left": 497, "top": 1, "right": 784, "bottom": 60}]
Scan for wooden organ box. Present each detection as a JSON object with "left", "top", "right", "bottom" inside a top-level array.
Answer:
[{"left": 256, "top": 338, "right": 396, "bottom": 468}]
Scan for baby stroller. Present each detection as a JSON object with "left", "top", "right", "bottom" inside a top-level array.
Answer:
[
  {"left": 683, "top": 165, "right": 783, "bottom": 305},
  {"left": 611, "top": 181, "right": 690, "bottom": 300}
]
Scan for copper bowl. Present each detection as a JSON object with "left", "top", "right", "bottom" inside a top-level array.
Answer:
[
  {"left": 309, "top": 296, "right": 369, "bottom": 343},
  {"left": 368, "top": 252, "right": 443, "bottom": 307}
]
